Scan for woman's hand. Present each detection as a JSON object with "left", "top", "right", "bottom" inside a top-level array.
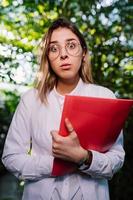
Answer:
[{"left": 51, "top": 118, "right": 88, "bottom": 163}]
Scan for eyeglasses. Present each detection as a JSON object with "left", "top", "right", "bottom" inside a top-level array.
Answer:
[{"left": 47, "top": 40, "right": 82, "bottom": 61}]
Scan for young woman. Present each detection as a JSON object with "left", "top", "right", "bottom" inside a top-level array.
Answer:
[{"left": 2, "top": 18, "right": 125, "bottom": 200}]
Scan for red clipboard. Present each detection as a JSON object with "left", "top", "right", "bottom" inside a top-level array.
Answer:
[{"left": 52, "top": 96, "right": 133, "bottom": 176}]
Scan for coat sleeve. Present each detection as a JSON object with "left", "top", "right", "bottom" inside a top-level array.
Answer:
[
  {"left": 79, "top": 130, "right": 125, "bottom": 179},
  {"left": 2, "top": 94, "right": 54, "bottom": 181}
]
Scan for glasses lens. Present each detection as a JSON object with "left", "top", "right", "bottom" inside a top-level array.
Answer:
[
  {"left": 48, "top": 44, "right": 60, "bottom": 60},
  {"left": 66, "top": 41, "right": 81, "bottom": 56},
  {"left": 48, "top": 41, "right": 82, "bottom": 60}
]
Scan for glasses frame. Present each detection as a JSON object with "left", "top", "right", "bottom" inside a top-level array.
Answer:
[{"left": 47, "top": 41, "right": 82, "bottom": 61}]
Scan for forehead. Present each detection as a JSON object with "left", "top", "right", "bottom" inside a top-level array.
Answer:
[{"left": 50, "top": 27, "right": 79, "bottom": 43}]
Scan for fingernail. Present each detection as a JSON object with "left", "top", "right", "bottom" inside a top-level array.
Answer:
[
  {"left": 65, "top": 118, "right": 68, "bottom": 122},
  {"left": 50, "top": 130, "right": 55, "bottom": 135}
]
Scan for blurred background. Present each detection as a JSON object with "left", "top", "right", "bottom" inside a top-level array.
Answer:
[{"left": 0, "top": 0, "right": 133, "bottom": 199}]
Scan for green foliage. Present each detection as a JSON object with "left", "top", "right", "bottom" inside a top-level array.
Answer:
[
  {"left": 0, "top": 90, "right": 20, "bottom": 172},
  {"left": 0, "top": 0, "right": 132, "bottom": 96},
  {"left": 0, "top": 0, "right": 133, "bottom": 199}
]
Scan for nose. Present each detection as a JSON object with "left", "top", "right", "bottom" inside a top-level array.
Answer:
[
  {"left": 60, "top": 47, "right": 68, "bottom": 60},
  {"left": 60, "top": 54, "right": 68, "bottom": 60}
]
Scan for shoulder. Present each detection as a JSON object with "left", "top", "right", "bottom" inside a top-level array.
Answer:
[
  {"left": 15, "top": 88, "right": 42, "bottom": 117},
  {"left": 21, "top": 88, "right": 38, "bottom": 100},
  {"left": 20, "top": 88, "right": 40, "bottom": 108},
  {"left": 83, "top": 82, "right": 116, "bottom": 99}
]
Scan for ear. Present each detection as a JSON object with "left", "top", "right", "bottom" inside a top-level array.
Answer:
[
  {"left": 82, "top": 51, "right": 86, "bottom": 62},
  {"left": 83, "top": 51, "right": 90, "bottom": 63}
]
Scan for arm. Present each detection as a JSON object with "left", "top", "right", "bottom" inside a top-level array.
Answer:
[
  {"left": 79, "top": 132, "right": 125, "bottom": 179},
  {"left": 2, "top": 96, "right": 54, "bottom": 181},
  {"left": 51, "top": 119, "right": 125, "bottom": 179}
]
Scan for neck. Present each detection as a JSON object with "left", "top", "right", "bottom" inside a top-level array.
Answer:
[{"left": 56, "top": 76, "right": 80, "bottom": 95}]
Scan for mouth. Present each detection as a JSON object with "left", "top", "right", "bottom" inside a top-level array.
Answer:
[{"left": 60, "top": 63, "right": 71, "bottom": 69}]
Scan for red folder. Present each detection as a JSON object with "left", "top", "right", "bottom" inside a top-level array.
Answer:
[{"left": 52, "top": 96, "right": 133, "bottom": 176}]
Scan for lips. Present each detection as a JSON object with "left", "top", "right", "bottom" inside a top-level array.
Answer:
[{"left": 60, "top": 63, "right": 71, "bottom": 69}]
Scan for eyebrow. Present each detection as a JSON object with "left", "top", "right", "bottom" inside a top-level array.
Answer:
[{"left": 49, "top": 38, "right": 77, "bottom": 44}]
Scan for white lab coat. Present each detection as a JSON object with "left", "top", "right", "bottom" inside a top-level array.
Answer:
[{"left": 2, "top": 79, "right": 125, "bottom": 200}]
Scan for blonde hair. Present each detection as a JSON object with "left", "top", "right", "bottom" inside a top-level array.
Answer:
[{"left": 35, "top": 18, "right": 93, "bottom": 103}]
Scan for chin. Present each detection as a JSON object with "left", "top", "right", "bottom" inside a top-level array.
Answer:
[{"left": 60, "top": 74, "right": 79, "bottom": 81}]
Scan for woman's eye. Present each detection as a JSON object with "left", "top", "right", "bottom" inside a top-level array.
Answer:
[
  {"left": 49, "top": 45, "right": 58, "bottom": 52},
  {"left": 67, "top": 42, "right": 76, "bottom": 49}
]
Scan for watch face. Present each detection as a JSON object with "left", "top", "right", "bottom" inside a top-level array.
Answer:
[
  {"left": 78, "top": 150, "right": 92, "bottom": 169},
  {"left": 77, "top": 159, "right": 85, "bottom": 167}
]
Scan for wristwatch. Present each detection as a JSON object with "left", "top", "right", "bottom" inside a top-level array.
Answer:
[{"left": 77, "top": 150, "right": 92, "bottom": 169}]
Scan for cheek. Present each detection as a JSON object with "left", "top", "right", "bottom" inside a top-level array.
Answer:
[
  {"left": 49, "top": 60, "right": 58, "bottom": 72},
  {"left": 73, "top": 57, "right": 82, "bottom": 69}
]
